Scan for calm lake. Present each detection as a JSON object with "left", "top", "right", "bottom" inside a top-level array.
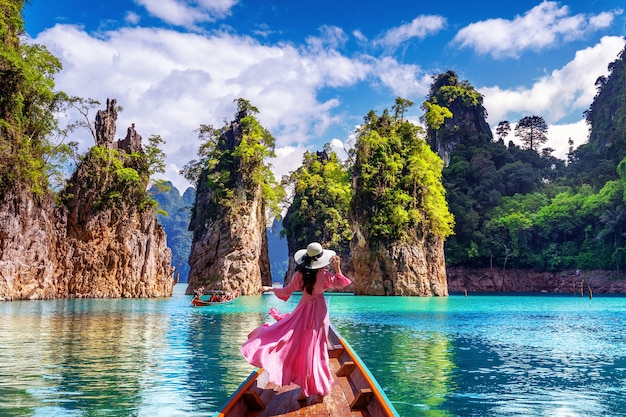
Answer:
[{"left": 1, "top": 284, "right": 626, "bottom": 416}]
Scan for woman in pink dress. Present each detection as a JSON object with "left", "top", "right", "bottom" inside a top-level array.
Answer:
[{"left": 240, "top": 242, "right": 352, "bottom": 400}]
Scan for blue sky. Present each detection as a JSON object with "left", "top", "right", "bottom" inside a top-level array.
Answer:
[{"left": 24, "top": 0, "right": 626, "bottom": 192}]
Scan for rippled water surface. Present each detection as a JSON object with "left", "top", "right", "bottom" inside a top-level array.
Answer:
[{"left": 2, "top": 285, "right": 626, "bottom": 416}]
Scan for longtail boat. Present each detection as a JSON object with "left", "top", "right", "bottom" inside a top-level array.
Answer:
[
  {"left": 213, "top": 322, "right": 399, "bottom": 417},
  {"left": 191, "top": 289, "right": 240, "bottom": 307}
]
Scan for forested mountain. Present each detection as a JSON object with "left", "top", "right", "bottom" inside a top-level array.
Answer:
[
  {"left": 567, "top": 46, "right": 626, "bottom": 189},
  {"left": 281, "top": 149, "right": 352, "bottom": 281},
  {"left": 150, "top": 182, "right": 194, "bottom": 282},
  {"left": 439, "top": 44, "right": 626, "bottom": 274}
]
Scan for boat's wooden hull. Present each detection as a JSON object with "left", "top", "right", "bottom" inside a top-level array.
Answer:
[
  {"left": 191, "top": 289, "right": 240, "bottom": 307},
  {"left": 213, "top": 323, "right": 399, "bottom": 417}
]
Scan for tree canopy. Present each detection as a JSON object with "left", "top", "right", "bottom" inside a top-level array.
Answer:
[
  {"left": 182, "top": 98, "right": 284, "bottom": 222},
  {"left": 0, "top": 0, "right": 70, "bottom": 196},
  {"left": 515, "top": 115, "right": 548, "bottom": 152},
  {"left": 282, "top": 149, "right": 352, "bottom": 254},
  {"left": 352, "top": 99, "right": 454, "bottom": 244}
]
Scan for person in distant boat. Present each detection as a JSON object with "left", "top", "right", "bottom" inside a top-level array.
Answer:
[
  {"left": 192, "top": 287, "right": 205, "bottom": 303},
  {"left": 240, "top": 242, "right": 351, "bottom": 402}
]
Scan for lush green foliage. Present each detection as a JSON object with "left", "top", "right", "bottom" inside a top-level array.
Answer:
[
  {"left": 182, "top": 98, "right": 285, "bottom": 222},
  {"left": 0, "top": 0, "right": 70, "bottom": 196},
  {"left": 439, "top": 51, "right": 626, "bottom": 274},
  {"left": 282, "top": 149, "right": 352, "bottom": 253},
  {"left": 63, "top": 145, "right": 155, "bottom": 211},
  {"left": 352, "top": 101, "right": 454, "bottom": 244}
]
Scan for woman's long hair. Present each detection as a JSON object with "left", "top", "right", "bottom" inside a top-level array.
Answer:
[{"left": 295, "top": 255, "right": 319, "bottom": 295}]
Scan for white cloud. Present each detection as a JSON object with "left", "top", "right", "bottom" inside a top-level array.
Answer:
[
  {"left": 374, "top": 15, "right": 446, "bottom": 50},
  {"left": 307, "top": 25, "right": 349, "bottom": 51},
  {"left": 134, "top": 0, "right": 239, "bottom": 29},
  {"left": 453, "top": 1, "right": 622, "bottom": 58},
  {"left": 125, "top": 11, "right": 141, "bottom": 25},
  {"left": 32, "top": 24, "right": 407, "bottom": 191},
  {"left": 375, "top": 56, "right": 432, "bottom": 98},
  {"left": 352, "top": 29, "right": 368, "bottom": 44},
  {"left": 482, "top": 35, "right": 625, "bottom": 161},
  {"left": 546, "top": 119, "right": 589, "bottom": 160},
  {"left": 481, "top": 36, "right": 626, "bottom": 125}
]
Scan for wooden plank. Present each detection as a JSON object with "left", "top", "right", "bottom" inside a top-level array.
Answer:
[
  {"left": 243, "top": 390, "right": 265, "bottom": 410},
  {"left": 336, "top": 376, "right": 356, "bottom": 406},
  {"left": 366, "top": 399, "right": 389, "bottom": 417},
  {"left": 325, "top": 376, "right": 353, "bottom": 417},
  {"left": 351, "top": 388, "right": 374, "bottom": 410},
  {"left": 336, "top": 360, "right": 356, "bottom": 377}
]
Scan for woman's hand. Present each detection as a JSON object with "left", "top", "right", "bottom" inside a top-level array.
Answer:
[
  {"left": 331, "top": 255, "right": 342, "bottom": 271},
  {"left": 261, "top": 286, "right": 274, "bottom": 292}
]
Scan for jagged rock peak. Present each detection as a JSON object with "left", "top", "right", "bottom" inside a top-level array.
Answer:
[
  {"left": 0, "top": 99, "right": 175, "bottom": 301},
  {"left": 114, "top": 123, "right": 143, "bottom": 153},
  {"left": 95, "top": 98, "right": 118, "bottom": 147}
]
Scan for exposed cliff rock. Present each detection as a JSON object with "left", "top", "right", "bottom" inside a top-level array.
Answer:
[
  {"left": 447, "top": 267, "right": 626, "bottom": 295},
  {"left": 186, "top": 104, "right": 272, "bottom": 295},
  {"left": 425, "top": 71, "right": 492, "bottom": 166},
  {"left": 0, "top": 190, "right": 63, "bottom": 300},
  {"left": 350, "top": 225, "right": 447, "bottom": 296},
  {"left": 187, "top": 184, "right": 270, "bottom": 295},
  {"left": 0, "top": 99, "right": 174, "bottom": 301}
]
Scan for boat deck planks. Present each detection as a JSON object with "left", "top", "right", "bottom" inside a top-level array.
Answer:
[
  {"left": 216, "top": 324, "right": 397, "bottom": 417},
  {"left": 214, "top": 324, "right": 399, "bottom": 417}
]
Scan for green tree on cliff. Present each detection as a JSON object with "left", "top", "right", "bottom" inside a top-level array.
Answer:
[
  {"left": 182, "top": 98, "right": 284, "bottom": 222},
  {"left": 282, "top": 148, "right": 352, "bottom": 255},
  {"left": 0, "top": 0, "right": 74, "bottom": 196},
  {"left": 352, "top": 98, "right": 454, "bottom": 244}
]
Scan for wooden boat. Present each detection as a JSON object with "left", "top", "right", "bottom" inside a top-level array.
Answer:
[
  {"left": 191, "top": 289, "right": 240, "bottom": 307},
  {"left": 213, "top": 322, "right": 399, "bottom": 417}
]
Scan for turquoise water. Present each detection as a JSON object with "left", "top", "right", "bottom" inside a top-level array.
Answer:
[{"left": 1, "top": 285, "right": 626, "bottom": 416}]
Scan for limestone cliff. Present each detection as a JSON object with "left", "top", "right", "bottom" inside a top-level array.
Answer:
[
  {"left": 425, "top": 71, "right": 492, "bottom": 166},
  {"left": 350, "top": 224, "right": 447, "bottom": 296},
  {"left": 0, "top": 99, "right": 175, "bottom": 300},
  {"left": 349, "top": 103, "right": 454, "bottom": 296},
  {"left": 447, "top": 267, "right": 626, "bottom": 295},
  {"left": 187, "top": 181, "right": 270, "bottom": 295},
  {"left": 0, "top": 190, "right": 63, "bottom": 300},
  {"left": 186, "top": 103, "right": 272, "bottom": 295}
]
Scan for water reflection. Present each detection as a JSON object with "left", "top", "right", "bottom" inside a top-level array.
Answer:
[
  {"left": 335, "top": 320, "right": 455, "bottom": 416},
  {"left": 3, "top": 290, "right": 626, "bottom": 416},
  {"left": 183, "top": 310, "right": 265, "bottom": 413}
]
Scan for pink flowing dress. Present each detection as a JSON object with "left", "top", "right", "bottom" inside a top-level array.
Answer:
[{"left": 240, "top": 269, "right": 352, "bottom": 397}]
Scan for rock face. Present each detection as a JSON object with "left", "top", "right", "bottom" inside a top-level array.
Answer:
[
  {"left": 350, "top": 225, "right": 448, "bottom": 296},
  {"left": 186, "top": 112, "right": 271, "bottom": 296},
  {"left": 187, "top": 184, "right": 270, "bottom": 295},
  {"left": 425, "top": 71, "right": 492, "bottom": 166},
  {"left": 0, "top": 99, "right": 175, "bottom": 301},
  {"left": 0, "top": 190, "right": 63, "bottom": 300},
  {"left": 447, "top": 267, "right": 626, "bottom": 295}
]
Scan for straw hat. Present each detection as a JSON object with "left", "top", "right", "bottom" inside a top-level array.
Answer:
[{"left": 294, "top": 242, "right": 335, "bottom": 269}]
